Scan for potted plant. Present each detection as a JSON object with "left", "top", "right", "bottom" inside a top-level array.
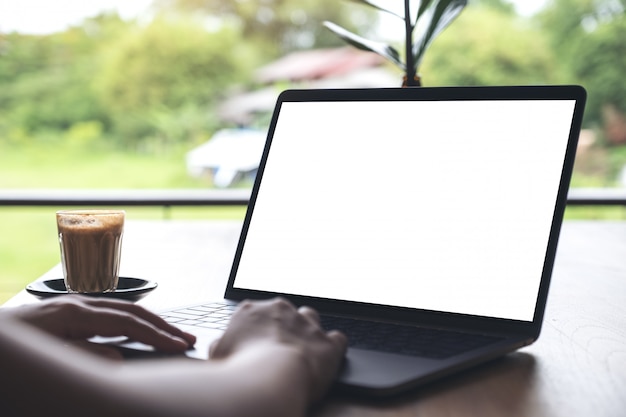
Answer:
[{"left": 324, "top": 0, "right": 467, "bottom": 86}]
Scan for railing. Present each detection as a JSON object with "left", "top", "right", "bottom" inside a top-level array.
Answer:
[
  {"left": 0, "top": 189, "right": 251, "bottom": 219},
  {"left": 565, "top": 188, "right": 626, "bottom": 206},
  {"left": 0, "top": 189, "right": 251, "bottom": 207},
  {"left": 0, "top": 188, "right": 625, "bottom": 208}
]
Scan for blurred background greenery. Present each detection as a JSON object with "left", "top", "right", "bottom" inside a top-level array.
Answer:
[
  {"left": 1, "top": 0, "right": 626, "bottom": 302},
  {"left": 1, "top": 0, "right": 625, "bottom": 163}
]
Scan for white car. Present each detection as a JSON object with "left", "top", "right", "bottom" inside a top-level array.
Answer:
[{"left": 186, "top": 128, "right": 267, "bottom": 188}]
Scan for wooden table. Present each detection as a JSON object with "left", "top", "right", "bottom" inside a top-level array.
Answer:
[{"left": 4, "top": 220, "right": 626, "bottom": 417}]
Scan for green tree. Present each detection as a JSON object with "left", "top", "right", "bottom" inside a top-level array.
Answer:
[
  {"left": 154, "top": 0, "right": 375, "bottom": 55},
  {"left": 572, "top": 16, "right": 626, "bottom": 124},
  {"left": 94, "top": 16, "right": 260, "bottom": 145},
  {"left": 0, "top": 14, "right": 133, "bottom": 136},
  {"left": 538, "top": 0, "right": 626, "bottom": 128},
  {"left": 420, "top": 6, "right": 558, "bottom": 86},
  {"left": 0, "top": 33, "right": 54, "bottom": 84},
  {"left": 2, "top": 65, "right": 107, "bottom": 132}
]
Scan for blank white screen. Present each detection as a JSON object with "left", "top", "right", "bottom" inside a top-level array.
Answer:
[{"left": 233, "top": 99, "right": 576, "bottom": 321}]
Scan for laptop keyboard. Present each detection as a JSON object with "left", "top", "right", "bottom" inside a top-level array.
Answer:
[
  {"left": 160, "top": 302, "right": 237, "bottom": 331},
  {"left": 161, "top": 302, "right": 502, "bottom": 359},
  {"left": 319, "top": 315, "right": 502, "bottom": 359}
]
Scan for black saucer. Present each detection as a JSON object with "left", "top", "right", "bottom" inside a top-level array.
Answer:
[{"left": 26, "top": 277, "right": 157, "bottom": 302}]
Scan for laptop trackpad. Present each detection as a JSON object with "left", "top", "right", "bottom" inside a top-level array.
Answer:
[{"left": 337, "top": 348, "right": 443, "bottom": 395}]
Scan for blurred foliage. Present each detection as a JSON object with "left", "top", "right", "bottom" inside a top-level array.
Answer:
[
  {"left": 473, "top": 0, "right": 515, "bottom": 14},
  {"left": 538, "top": 0, "right": 626, "bottom": 129},
  {"left": 0, "top": 0, "right": 625, "bottom": 184},
  {"left": 0, "top": 14, "right": 128, "bottom": 142},
  {"left": 421, "top": 5, "right": 559, "bottom": 86},
  {"left": 0, "top": 0, "right": 373, "bottom": 151},
  {"left": 94, "top": 16, "right": 255, "bottom": 145},
  {"left": 154, "top": 0, "right": 372, "bottom": 53}
]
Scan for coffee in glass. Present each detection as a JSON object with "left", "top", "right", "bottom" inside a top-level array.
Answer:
[{"left": 56, "top": 210, "right": 125, "bottom": 293}]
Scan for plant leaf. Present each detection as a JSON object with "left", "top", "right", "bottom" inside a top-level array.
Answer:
[
  {"left": 412, "top": 0, "right": 467, "bottom": 69},
  {"left": 416, "top": 0, "right": 435, "bottom": 22},
  {"left": 323, "top": 21, "right": 405, "bottom": 70},
  {"left": 348, "top": 0, "right": 404, "bottom": 20}
]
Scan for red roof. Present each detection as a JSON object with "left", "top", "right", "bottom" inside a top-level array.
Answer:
[{"left": 255, "top": 47, "right": 386, "bottom": 83}]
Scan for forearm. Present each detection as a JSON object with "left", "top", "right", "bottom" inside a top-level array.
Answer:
[
  {"left": 0, "top": 318, "right": 134, "bottom": 417},
  {"left": 117, "top": 344, "right": 313, "bottom": 417},
  {"left": 1, "top": 319, "right": 317, "bottom": 417}
]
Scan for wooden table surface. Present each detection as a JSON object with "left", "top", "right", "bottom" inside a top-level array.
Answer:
[{"left": 4, "top": 220, "right": 626, "bottom": 417}]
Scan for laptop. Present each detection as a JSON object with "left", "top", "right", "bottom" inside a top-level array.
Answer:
[{"left": 121, "top": 85, "right": 586, "bottom": 397}]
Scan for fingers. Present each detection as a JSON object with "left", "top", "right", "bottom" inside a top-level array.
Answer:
[
  {"left": 298, "top": 306, "right": 346, "bottom": 348},
  {"left": 327, "top": 329, "right": 348, "bottom": 352},
  {"left": 212, "top": 299, "right": 347, "bottom": 358},
  {"left": 209, "top": 298, "right": 347, "bottom": 405},
  {"left": 81, "top": 308, "right": 191, "bottom": 353},
  {"left": 44, "top": 296, "right": 195, "bottom": 353},
  {"left": 80, "top": 298, "right": 196, "bottom": 347},
  {"left": 298, "top": 305, "right": 320, "bottom": 324}
]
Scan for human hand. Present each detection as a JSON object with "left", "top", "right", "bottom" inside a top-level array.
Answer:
[
  {"left": 210, "top": 298, "right": 347, "bottom": 403},
  {"left": 1, "top": 296, "right": 196, "bottom": 356}
]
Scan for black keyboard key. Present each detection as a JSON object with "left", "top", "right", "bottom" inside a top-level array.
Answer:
[{"left": 320, "top": 315, "right": 501, "bottom": 359}]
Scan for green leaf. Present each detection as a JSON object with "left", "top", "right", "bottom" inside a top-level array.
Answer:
[
  {"left": 416, "top": 0, "right": 435, "bottom": 23},
  {"left": 412, "top": 0, "right": 467, "bottom": 69},
  {"left": 323, "top": 21, "right": 405, "bottom": 70},
  {"left": 348, "top": 0, "right": 404, "bottom": 20}
]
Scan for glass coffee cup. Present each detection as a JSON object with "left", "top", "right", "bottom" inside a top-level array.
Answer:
[{"left": 56, "top": 210, "right": 125, "bottom": 293}]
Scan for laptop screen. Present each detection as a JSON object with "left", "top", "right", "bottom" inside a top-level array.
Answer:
[{"left": 230, "top": 89, "right": 580, "bottom": 322}]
